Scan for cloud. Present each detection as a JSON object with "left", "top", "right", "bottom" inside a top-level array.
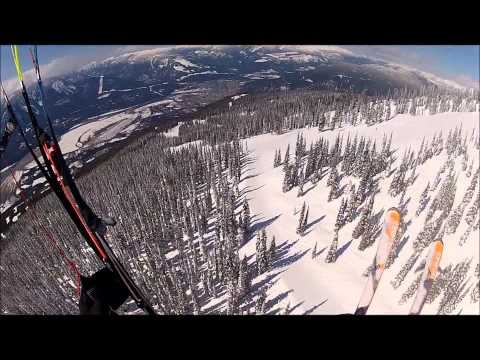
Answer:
[
  {"left": 344, "top": 45, "right": 479, "bottom": 89},
  {"left": 344, "top": 45, "right": 430, "bottom": 68},
  {"left": 2, "top": 53, "right": 106, "bottom": 94},
  {"left": 113, "top": 45, "right": 163, "bottom": 55}
]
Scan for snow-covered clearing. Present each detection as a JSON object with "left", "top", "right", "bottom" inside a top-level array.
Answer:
[
  {"left": 163, "top": 122, "right": 184, "bottom": 137},
  {"left": 57, "top": 113, "right": 136, "bottom": 153},
  {"left": 237, "top": 111, "right": 479, "bottom": 315},
  {"left": 232, "top": 94, "right": 248, "bottom": 101}
]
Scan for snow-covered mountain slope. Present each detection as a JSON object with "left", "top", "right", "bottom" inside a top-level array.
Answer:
[
  {"left": 235, "top": 111, "right": 479, "bottom": 315},
  {"left": 3, "top": 45, "right": 474, "bottom": 168}
]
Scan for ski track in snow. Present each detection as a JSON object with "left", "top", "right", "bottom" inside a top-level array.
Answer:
[{"left": 238, "top": 111, "right": 479, "bottom": 315}]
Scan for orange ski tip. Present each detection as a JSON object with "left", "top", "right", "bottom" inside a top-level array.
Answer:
[
  {"left": 428, "top": 241, "right": 444, "bottom": 279},
  {"left": 387, "top": 208, "right": 401, "bottom": 223},
  {"left": 434, "top": 240, "right": 444, "bottom": 253}
]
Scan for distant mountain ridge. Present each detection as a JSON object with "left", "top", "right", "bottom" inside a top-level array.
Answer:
[{"left": 1, "top": 45, "right": 469, "bottom": 166}]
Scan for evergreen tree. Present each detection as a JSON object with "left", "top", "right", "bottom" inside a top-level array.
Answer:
[
  {"left": 301, "top": 206, "right": 310, "bottom": 234},
  {"left": 238, "top": 255, "right": 251, "bottom": 298},
  {"left": 255, "top": 287, "right": 267, "bottom": 314},
  {"left": 327, "top": 166, "right": 338, "bottom": 187},
  {"left": 273, "top": 149, "right": 280, "bottom": 167},
  {"left": 255, "top": 232, "right": 263, "bottom": 275},
  {"left": 282, "top": 165, "right": 292, "bottom": 193},
  {"left": 356, "top": 172, "right": 370, "bottom": 205},
  {"left": 242, "top": 199, "right": 250, "bottom": 233},
  {"left": 447, "top": 184, "right": 477, "bottom": 234},
  {"left": 437, "top": 170, "right": 457, "bottom": 218},
  {"left": 201, "top": 271, "right": 211, "bottom": 298},
  {"left": 408, "top": 164, "right": 417, "bottom": 186},
  {"left": 325, "top": 228, "right": 339, "bottom": 263},
  {"left": 328, "top": 169, "right": 339, "bottom": 202},
  {"left": 465, "top": 192, "right": 479, "bottom": 226},
  {"left": 255, "top": 229, "right": 269, "bottom": 275},
  {"left": 352, "top": 195, "right": 374, "bottom": 239},
  {"left": 345, "top": 184, "right": 357, "bottom": 223},
  {"left": 296, "top": 202, "right": 306, "bottom": 234},
  {"left": 261, "top": 229, "right": 268, "bottom": 270},
  {"left": 358, "top": 216, "right": 380, "bottom": 251},
  {"left": 335, "top": 198, "right": 348, "bottom": 230},
  {"left": 283, "top": 144, "right": 290, "bottom": 172},
  {"left": 226, "top": 277, "right": 239, "bottom": 315},
  {"left": 268, "top": 236, "right": 277, "bottom": 268},
  {"left": 297, "top": 168, "right": 305, "bottom": 197},
  {"left": 312, "top": 241, "right": 318, "bottom": 259},
  {"left": 416, "top": 182, "right": 431, "bottom": 216},
  {"left": 391, "top": 253, "right": 420, "bottom": 289}
]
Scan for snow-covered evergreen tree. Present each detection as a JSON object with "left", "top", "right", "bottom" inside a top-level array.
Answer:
[
  {"left": 282, "top": 164, "right": 292, "bottom": 193},
  {"left": 335, "top": 198, "right": 348, "bottom": 230},
  {"left": 312, "top": 241, "right": 318, "bottom": 259},
  {"left": 344, "top": 183, "right": 357, "bottom": 223},
  {"left": 301, "top": 206, "right": 309, "bottom": 234},
  {"left": 416, "top": 182, "right": 431, "bottom": 216},
  {"left": 283, "top": 144, "right": 290, "bottom": 172},
  {"left": 255, "top": 286, "right": 267, "bottom": 314},
  {"left": 297, "top": 168, "right": 305, "bottom": 197},
  {"left": 465, "top": 191, "right": 479, "bottom": 226},
  {"left": 391, "top": 253, "right": 420, "bottom": 289},
  {"left": 358, "top": 215, "right": 380, "bottom": 251},
  {"left": 238, "top": 255, "right": 251, "bottom": 298},
  {"left": 296, "top": 202, "right": 306, "bottom": 234},
  {"left": 325, "top": 228, "right": 339, "bottom": 263},
  {"left": 352, "top": 195, "right": 374, "bottom": 239},
  {"left": 437, "top": 259, "right": 471, "bottom": 314},
  {"left": 328, "top": 167, "right": 339, "bottom": 202},
  {"left": 471, "top": 263, "right": 479, "bottom": 304},
  {"left": 269, "top": 236, "right": 276, "bottom": 268}
]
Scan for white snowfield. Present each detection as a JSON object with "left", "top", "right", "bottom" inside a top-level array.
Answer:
[
  {"left": 57, "top": 112, "right": 139, "bottom": 154},
  {"left": 236, "top": 111, "right": 479, "bottom": 315}
]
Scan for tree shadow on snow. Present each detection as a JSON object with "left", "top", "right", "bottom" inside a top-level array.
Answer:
[
  {"left": 303, "top": 299, "right": 328, "bottom": 315},
  {"left": 304, "top": 215, "right": 326, "bottom": 232},
  {"left": 314, "top": 246, "right": 327, "bottom": 257},
  {"left": 336, "top": 240, "right": 353, "bottom": 258},
  {"left": 241, "top": 184, "right": 265, "bottom": 196},
  {"left": 240, "top": 173, "right": 260, "bottom": 183},
  {"left": 395, "top": 235, "right": 410, "bottom": 258},
  {"left": 249, "top": 214, "right": 282, "bottom": 235},
  {"left": 285, "top": 301, "right": 305, "bottom": 315},
  {"left": 250, "top": 271, "right": 286, "bottom": 296},
  {"left": 387, "top": 168, "right": 397, "bottom": 178},
  {"left": 302, "top": 228, "right": 316, "bottom": 237},
  {"left": 401, "top": 218, "right": 413, "bottom": 235},
  {"left": 264, "top": 289, "right": 294, "bottom": 313},
  {"left": 301, "top": 182, "right": 318, "bottom": 197},
  {"left": 203, "top": 297, "right": 228, "bottom": 314},
  {"left": 271, "top": 239, "right": 299, "bottom": 265},
  {"left": 274, "top": 248, "right": 309, "bottom": 269}
]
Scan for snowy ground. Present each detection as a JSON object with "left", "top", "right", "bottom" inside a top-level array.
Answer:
[
  {"left": 234, "top": 111, "right": 479, "bottom": 315},
  {"left": 58, "top": 111, "right": 141, "bottom": 154}
]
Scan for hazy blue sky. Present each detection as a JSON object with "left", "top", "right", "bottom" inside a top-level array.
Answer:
[{"left": 1, "top": 45, "right": 478, "bottom": 89}]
